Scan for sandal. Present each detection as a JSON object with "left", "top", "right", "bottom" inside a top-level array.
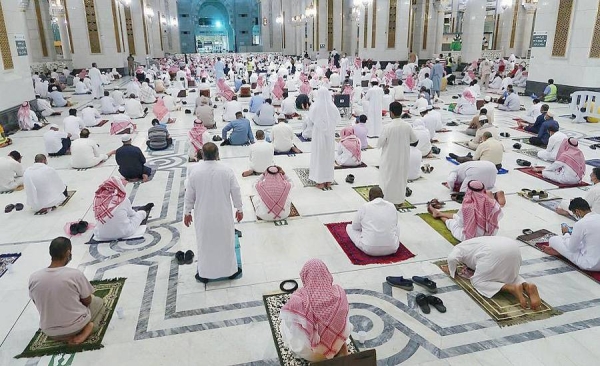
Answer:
[
  {"left": 415, "top": 293, "right": 431, "bottom": 314},
  {"left": 427, "top": 296, "right": 447, "bottom": 313},
  {"left": 184, "top": 250, "right": 195, "bottom": 264},
  {"left": 406, "top": 187, "right": 412, "bottom": 197},
  {"left": 15, "top": 203, "right": 24, "bottom": 211},
  {"left": 412, "top": 276, "right": 437, "bottom": 293},
  {"left": 538, "top": 191, "right": 548, "bottom": 199},
  {"left": 522, "top": 229, "right": 534, "bottom": 235},
  {"left": 4, "top": 204, "right": 14, "bottom": 213},
  {"left": 517, "top": 159, "right": 531, "bottom": 167},
  {"left": 175, "top": 251, "right": 185, "bottom": 265}
]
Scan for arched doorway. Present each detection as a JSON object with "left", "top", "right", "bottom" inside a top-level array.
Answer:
[{"left": 195, "top": 1, "right": 234, "bottom": 53}]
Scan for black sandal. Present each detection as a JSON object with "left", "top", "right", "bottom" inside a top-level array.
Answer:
[
  {"left": 175, "top": 251, "right": 185, "bottom": 265},
  {"left": 427, "top": 296, "right": 447, "bottom": 313},
  {"left": 184, "top": 250, "right": 195, "bottom": 264},
  {"left": 415, "top": 293, "right": 431, "bottom": 314},
  {"left": 522, "top": 229, "right": 534, "bottom": 235}
]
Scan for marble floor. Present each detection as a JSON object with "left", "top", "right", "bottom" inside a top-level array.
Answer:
[{"left": 2, "top": 77, "right": 600, "bottom": 366}]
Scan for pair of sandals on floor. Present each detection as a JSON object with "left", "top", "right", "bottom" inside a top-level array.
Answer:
[
  {"left": 386, "top": 276, "right": 446, "bottom": 314},
  {"left": 4, "top": 203, "right": 24, "bottom": 213}
]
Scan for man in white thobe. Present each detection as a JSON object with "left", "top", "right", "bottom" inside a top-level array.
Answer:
[
  {"left": 447, "top": 236, "right": 542, "bottom": 310},
  {"left": 378, "top": 102, "right": 418, "bottom": 204},
  {"left": 308, "top": 87, "right": 339, "bottom": 189},
  {"left": 184, "top": 143, "right": 243, "bottom": 283},
  {"left": 24, "top": 154, "right": 68, "bottom": 213},
  {"left": 271, "top": 117, "right": 300, "bottom": 153},
  {"left": 88, "top": 63, "right": 104, "bottom": 99},
  {"left": 63, "top": 109, "right": 85, "bottom": 140},
  {"left": 0, "top": 151, "right": 24, "bottom": 192},
  {"left": 537, "top": 124, "right": 567, "bottom": 162},
  {"left": 125, "top": 95, "right": 146, "bottom": 119},
  {"left": 364, "top": 79, "right": 384, "bottom": 137},
  {"left": 70, "top": 129, "right": 110, "bottom": 169},
  {"left": 346, "top": 186, "right": 400, "bottom": 256},
  {"left": 81, "top": 106, "right": 102, "bottom": 127},
  {"left": 446, "top": 160, "right": 497, "bottom": 192},
  {"left": 100, "top": 91, "right": 119, "bottom": 114}
]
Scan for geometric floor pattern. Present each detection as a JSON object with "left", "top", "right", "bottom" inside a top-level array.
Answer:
[{"left": 2, "top": 77, "right": 600, "bottom": 365}]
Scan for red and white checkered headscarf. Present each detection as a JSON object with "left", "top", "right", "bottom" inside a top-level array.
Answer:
[
  {"left": 281, "top": 259, "right": 349, "bottom": 359},
  {"left": 93, "top": 177, "right": 127, "bottom": 224},
  {"left": 461, "top": 180, "right": 502, "bottom": 240},
  {"left": 255, "top": 166, "right": 291, "bottom": 219}
]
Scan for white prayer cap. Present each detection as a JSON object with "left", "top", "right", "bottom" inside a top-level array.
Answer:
[
  {"left": 435, "top": 58, "right": 440, "bottom": 62},
  {"left": 418, "top": 106, "right": 427, "bottom": 113},
  {"left": 479, "top": 115, "right": 488, "bottom": 121},
  {"left": 49, "top": 124, "right": 59, "bottom": 129},
  {"left": 121, "top": 134, "right": 131, "bottom": 142},
  {"left": 370, "top": 78, "right": 378, "bottom": 82},
  {"left": 118, "top": 106, "right": 125, "bottom": 112},
  {"left": 427, "top": 105, "right": 433, "bottom": 110},
  {"left": 484, "top": 96, "right": 491, "bottom": 102}
]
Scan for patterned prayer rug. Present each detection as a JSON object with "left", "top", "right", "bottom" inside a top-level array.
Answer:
[
  {"left": 416, "top": 210, "right": 460, "bottom": 245},
  {"left": 15, "top": 278, "right": 126, "bottom": 358},
  {"left": 0, "top": 253, "right": 21, "bottom": 278},
  {"left": 325, "top": 222, "right": 415, "bottom": 265},
  {"left": 514, "top": 148, "right": 540, "bottom": 158},
  {"left": 586, "top": 159, "right": 600, "bottom": 168},
  {"left": 294, "top": 133, "right": 311, "bottom": 142},
  {"left": 34, "top": 191, "right": 76, "bottom": 215},
  {"left": 434, "top": 261, "right": 561, "bottom": 327},
  {"left": 352, "top": 185, "right": 415, "bottom": 212},
  {"left": 452, "top": 141, "right": 472, "bottom": 150},
  {"left": 249, "top": 196, "right": 300, "bottom": 221},
  {"left": 584, "top": 136, "right": 600, "bottom": 143},
  {"left": 515, "top": 167, "right": 590, "bottom": 188},
  {"left": 334, "top": 162, "right": 368, "bottom": 169},
  {"left": 294, "top": 168, "right": 338, "bottom": 188},
  {"left": 516, "top": 230, "right": 600, "bottom": 283},
  {"left": 263, "top": 293, "right": 360, "bottom": 366},
  {"left": 509, "top": 126, "right": 536, "bottom": 135},
  {"left": 512, "top": 137, "right": 541, "bottom": 148}
]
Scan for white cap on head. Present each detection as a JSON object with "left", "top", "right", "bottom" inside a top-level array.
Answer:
[
  {"left": 118, "top": 106, "right": 125, "bottom": 112},
  {"left": 479, "top": 115, "right": 488, "bottom": 121},
  {"left": 484, "top": 95, "right": 491, "bottom": 102},
  {"left": 418, "top": 106, "right": 427, "bottom": 113},
  {"left": 546, "top": 112, "right": 554, "bottom": 118},
  {"left": 121, "top": 134, "right": 131, "bottom": 142},
  {"left": 49, "top": 124, "right": 59, "bottom": 129},
  {"left": 426, "top": 105, "right": 433, "bottom": 110},
  {"left": 370, "top": 78, "right": 378, "bottom": 82}
]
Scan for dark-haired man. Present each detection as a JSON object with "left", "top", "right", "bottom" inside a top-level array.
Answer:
[{"left": 0, "top": 150, "right": 24, "bottom": 192}]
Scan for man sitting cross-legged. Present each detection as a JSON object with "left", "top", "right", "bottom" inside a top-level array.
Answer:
[
  {"left": 115, "top": 134, "right": 152, "bottom": 182},
  {"left": 242, "top": 130, "right": 274, "bottom": 177},
  {"left": 544, "top": 198, "right": 600, "bottom": 271},
  {"left": 346, "top": 186, "right": 400, "bottom": 256},
  {"left": 447, "top": 236, "right": 542, "bottom": 310},
  {"left": 29, "top": 237, "right": 107, "bottom": 344},
  {"left": 271, "top": 115, "right": 302, "bottom": 154},
  {"left": 253, "top": 166, "right": 293, "bottom": 221},
  {"left": 92, "top": 177, "right": 153, "bottom": 241},
  {"left": 24, "top": 154, "right": 69, "bottom": 213}
]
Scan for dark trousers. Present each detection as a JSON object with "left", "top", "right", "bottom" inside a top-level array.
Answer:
[
  {"left": 529, "top": 137, "right": 546, "bottom": 147},
  {"left": 50, "top": 138, "right": 71, "bottom": 156},
  {"left": 121, "top": 165, "right": 152, "bottom": 180}
]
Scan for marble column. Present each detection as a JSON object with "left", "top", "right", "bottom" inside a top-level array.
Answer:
[
  {"left": 50, "top": 4, "right": 71, "bottom": 61},
  {"left": 433, "top": 1, "right": 445, "bottom": 57},
  {"left": 517, "top": 4, "right": 536, "bottom": 57},
  {"left": 460, "top": 0, "right": 486, "bottom": 63},
  {"left": 17, "top": 0, "right": 33, "bottom": 63}
]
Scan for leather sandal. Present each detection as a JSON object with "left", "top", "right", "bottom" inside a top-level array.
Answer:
[
  {"left": 415, "top": 293, "right": 431, "bottom": 314},
  {"left": 427, "top": 296, "right": 447, "bottom": 313}
]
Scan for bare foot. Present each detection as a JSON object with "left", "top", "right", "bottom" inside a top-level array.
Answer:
[
  {"left": 142, "top": 174, "right": 149, "bottom": 183},
  {"left": 523, "top": 282, "right": 541, "bottom": 311},
  {"left": 442, "top": 182, "right": 449, "bottom": 189},
  {"left": 495, "top": 190, "right": 506, "bottom": 207},
  {"left": 429, "top": 205, "right": 442, "bottom": 219},
  {"left": 14, "top": 185, "right": 24, "bottom": 191},
  {"left": 503, "top": 283, "right": 528, "bottom": 309},
  {"left": 542, "top": 246, "right": 561, "bottom": 256},
  {"left": 68, "top": 322, "right": 93, "bottom": 345},
  {"left": 325, "top": 182, "right": 332, "bottom": 188},
  {"left": 241, "top": 170, "right": 254, "bottom": 177},
  {"left": 315, "top": 183, "right": 326, "bottom": 190},
  {"left": 555, "top": 207, "right": 570, "bottom": 216}
]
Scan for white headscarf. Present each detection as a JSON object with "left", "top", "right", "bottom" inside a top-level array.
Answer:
[{"left": 308, "top": 87, "right": 340, "bottom": 134}]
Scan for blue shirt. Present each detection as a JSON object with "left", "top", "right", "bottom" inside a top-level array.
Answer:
[
  {"left": 249, "top": 95, "right": 265, "bottom": 113},
  {"left": 524, "top": 112, "right": 546, "bottom": 133},
  {"left": 538, "top": 119, "right": 559, "bottom": 145},
  {"left": 222, "top": 118, "right": 254, "bottom": 145},
  {"left": 234, "top": 79, "right": 243, "bottom": 92}
]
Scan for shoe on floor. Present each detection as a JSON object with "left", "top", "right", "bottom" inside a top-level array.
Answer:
[
  {"left": 415, "top": 293, "right": 431, "bottom": 314},
  {"left": 69, "top": 223, "right": 79, "bottom": 235},
  {"left": 345, "top": 174, "right": 355, "bottom": 184},
  {"left": 412, "top": 276, "right": 437, "bottom": 293},
  {"left": 184, "top": 250, "right": 195, "bottom": 264},
  {"left": 448, "top": 153, "right": 459, "bottom": 160},
  {"left": 386, "top": 276, "right": 414, "bottom": 291},
  {"left": 176, "top": 251, "right": 185, "bottom": 265},
  {"left": 516, "top": 159, "right": 531, "bottom": 167},
  {"left": 427, "top": 295, "right": 446, "bottom": 313},
  {"left": 77, "top": 220, "right": 89, "bottom": 233}
]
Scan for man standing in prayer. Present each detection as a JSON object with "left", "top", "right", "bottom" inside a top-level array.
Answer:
[
  {"left": 24, "top": 154, "right": 68, "bottom": 213},
  {"left": 447, "top": 236, "right": 541, "bottom": 310},
  {"left": 364, "top": 79, "right": 384, "bottom": 137},
  {"left": 346, "top": 186, "right": 400, "bottom": 256},
  {"left": 378, "top": 102, "right": 418, "bottom": 204},
  {"left": 431, "top": 59, "right": 444, "bottom": 98},
  {"left": 214, "top": 57, "right": 225, "bottom": 80},
  {"left": 29, "top": 237, "right": 106, "bottom": 345},
  {"left": 0, "top": 151, "right": 24, "bottom": 192},
  {"left": 308, "top": 87, "right": 339, "bottom": 190},
  {"left": 88, "top": 63, "right": 104, "bottom": 99},
  {"left": 184, "top": 143, "right": 243, "bottom": 283}
]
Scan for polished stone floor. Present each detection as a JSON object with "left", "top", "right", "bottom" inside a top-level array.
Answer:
[{"left": 1, "top": 77, "right": 600, "bottom": 366}]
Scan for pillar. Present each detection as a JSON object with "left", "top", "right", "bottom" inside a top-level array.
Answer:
[
  {"left": 17, "top": 0, "right": 33, "bottom": 63},
  {"left": 460, "top": 0, "right": 486, "bottom": 63},
  {"left": 516, "top": 4, "right": 536, "bottom": 57},
  {"left": 50, "top": 4, "right": 71, "bottom": 61},
  {"left": 433, "top": 1, "right": 445, "bottom": 57}
]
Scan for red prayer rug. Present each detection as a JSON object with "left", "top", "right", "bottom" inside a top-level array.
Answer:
[
  {"left": 515, "top": 167, "right": 590, "bottom": 188},
  {"left": 325, "top": 222, "right": 415, "bottom": 265}
]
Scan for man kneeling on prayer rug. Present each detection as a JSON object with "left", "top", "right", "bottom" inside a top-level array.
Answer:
[
  {"left": 93, "top": 177, "right": 153, "bottom": 241},
  {"left": 280, "top": 259, "right": 352, "bottom": 362},
  {"left": 533, "top": 137, "right": 585, "bottom": 186},
  {"left": 24, "top": 154, "right": 69, "bottom": 214},
  {"left": 29, "top": 237, "right": 107, "bottom": 344},
  {"left": 346, "top": 186, "right": 400, "bottom": 256},
  {"left": 253, "top": 166, "right": 293, "bottom": 221},
  {"left": 447, "top": 236, "right": 542, "bottom": 310}
]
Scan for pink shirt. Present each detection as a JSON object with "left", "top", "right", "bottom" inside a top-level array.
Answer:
[{"left": 354, "top": 123, "right": 368, "bottom": 149}]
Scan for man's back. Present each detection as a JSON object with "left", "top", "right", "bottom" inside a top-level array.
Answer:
[
  {"left": 570, "top": 213, "right": 600, "bottom": 270},
  {"left": 29, "top": 267, "right": 93, "bottom": 337},
  {"left": 475, "top": 138, "right": 503, "bottom": 165},
  {"left": 271, "top": 123, "right": 294, "bottom": 152},
  {"left": 249, "top": 140, "right": 274, "bottom": 173},
  {"left": 357, "top": 198, "right": 399, "bottom": 250},
  {"left": 125, "top": 99, "right": 142, "bottom": 117},
  {"left": 224, "top": 118, "right": 252, "bottom": 145},
  {"left": 71, "top": 138, "right": 96, "bottom": 160},
  {"left": 0, "top": 157, "right": 23, "bottom": 188},
  {"left": 147, "top": 126, "right": 169, "bottom": 150},
  {"left": 116, "top": 144, "right": 145, "bottom": 177},
  {"left": 256, "top": 104, "right": 275, "bottom": 126}
]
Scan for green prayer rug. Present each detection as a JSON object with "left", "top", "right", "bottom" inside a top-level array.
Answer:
[
  {"left": 434, "top": 261, "right": 561, "bottom": 327},
  {"left": 352, "top": 185, "right": 415, "bottom": 211},
  {"left": 416, "top": 210, "right": 460, "bottom": 245},
  {"left": 16, "top": 278, "right": 126, "bottom": 359}
]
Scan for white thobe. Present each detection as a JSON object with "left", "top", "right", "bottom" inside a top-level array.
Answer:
[
  {"left": 100, "top": 96, "right": 119, "bottom": 114},
  {"left": 36, "top": 99, "right": 55, "bottom": 117},
  {"left": 408, "top": 146, "right": 422, "bottom": 181},
  {"left": 445, "top": 207, "right": 502, "bottom": 242},
  {"left": 542, "top": 161, "right": 580, "bottom": 185},
  {"left": 537, "top": 132, "right": 567, "bottom": 162},
  {"left": 184, "top": 161, "right": 243, "bottom": 279},
  {"left": 447, "top": 161, "right": 497, "bottom": 192},
  {"left": 81, "top": 108, "right": 101, "bottom": 127},
  {"left": 125, "top": 99, "right": 145, "bottom": 119},
  {"left": 448, "top": 236, "right": 524, "bottom": 298},
  {"left": 585, "top": 184, "right": 600, "bottom": 214},
  {"left": 70, "top": 138, "right": 107, "bottom": 169},
  {"left": 253, "top": 176, "right": 293, "bottom": 221},
  {"left": 126, "top": 82, "right": 140, "bottom": 97},
  {"left": 378, "top": 119, "right": 418, "bottom": 204},
  {"left": 549, "top": 213, "right": 600, "bottom": 271},
  {"left": 524, "top": 103, "right": 542, "bottom": 123},
  {"left": 340, "top": 57, "right": 349, "bottom": 79},
  {"left": 301, "top": 117, "right": 313, "bottom": 140},
  {"left": 24, "top": 163, "right": 66, "bottom": 211},
  {"left": 93, "top": 199, "right": 146, "bottom": 241},
  {"left": 364, "top": 86, "right": 384, "bottom": 137},
  {"left": 308, "top": 101, "right": 338, "bottom": 184},
  {"left": 88, "top": 67, "right": 104, "bottom": 99},
  {"left": 74, "top": 81, "right": 90, "bottom": 94},
  {"left": 223, "top": 101, "right": 243, "bottom": 122},
  {"left": 413, "top": 126, "right": 432, "bottom": 156},
  {"left": 0, "top": 157, "right": 24, "bottom": 192},
  {"left": 393, "top": 86, "right": 405, "bottom": 101},
  {"left": 271, "top": 122, "right": 295, "bottom": 152},
  {"left": 112, "top": 90, "right": 125, "bottom": 105},
  {"left": 63, "top": 116, "right": 85, "bottom": 140},
  {"left": 346, "top": 198, "right": 400, "bottom": 256},
  {"left": 335, "top": 143, "right": 361, "bottom": 167}
]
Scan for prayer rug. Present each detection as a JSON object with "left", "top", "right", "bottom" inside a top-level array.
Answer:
[
  {"left": 274, "top": 150, "right": 301, "bottom": 156},
  {"left": 586, "top": 159, "right": 600, "bottom": 168},
  {"left": 584, "top": 136, "right": 600, "bottom": 143},
  {"left": 293, "top": 168, "right": 338, "bottom": 188},
  {"left": 517, "top": 230, "right": 600, "bottom": 283},
  {"left": 34, "top": 191, "right": 76, "bottom": 215},
  {"left": 0, "top": 253, "right": 21, "bottom": 278},
  {"left": 15, "top": 278, "right": 126, "bottom": 358},
  {"left": 86, "top": 208, "right": 149, "bottom": 244},
  {"left": 514, "top": 148, "right": 540, "bottom": 158},
  {"left": 452, "top": 141, "right": 472, "bottom": 150},
  {"left": 434, "top": 260, "right": 561, "bottom": 327},
  {"left": 263, "top": 292, "right": 360, "bottom": 366},
  {"left": 512, "top": 137, "right": 540, "bottom": 148},
  {"left": 294, "top": 133, "right": 311, "bottom": 142},
  {"left": 334, "top": 162, "right": 368, "bottom": 169},
  {"left": 249, "top": 196, "right": 300, "bottom": 221},
  {"left": 416, "top": 210, "right": 460, "bottom": 245},
  {"left": 0, "top": 190, "right": 13, "bottom": 194},
  {"left": 445, "top": 157, "right": 508, "bottom": 174},
  {"left": 509, "top": 126, "right": 536, "bottom": 135},
  {"left": 325, "top": 222, "right": 415, "bottom": 265},
  {"left": 93, "top": 120, "right": 109, "bottom": 128},
  {"left": 515, "top": 167, "right": 590, "bottom": 188},
  {"left": 537, "top": 199, "right": 576, "bottom": 220},
  {"left": 352, "top": 185, "right": 415, "bottom": 211}
]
